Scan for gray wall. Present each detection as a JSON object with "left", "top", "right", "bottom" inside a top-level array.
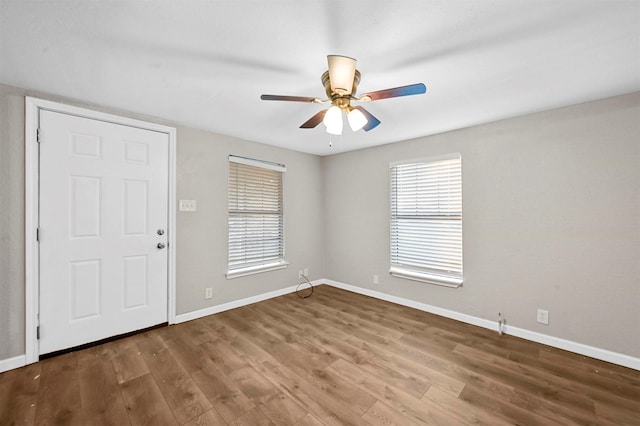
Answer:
[
  {"left": 0, "top": 84, "right": 326, "bottom": 360},
  {"left": 0, "top": 86, "right": 26, "bottom": 360},
  {"left": 323, "top": 92, "right": 640, "bottom": 358},
  {"left": 175, "top": 126, "right": 325, "bottom": 315}
]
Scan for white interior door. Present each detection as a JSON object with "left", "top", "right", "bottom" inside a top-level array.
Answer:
[{"left": 38, "top": 110, "right": 169, "bottom": 355}]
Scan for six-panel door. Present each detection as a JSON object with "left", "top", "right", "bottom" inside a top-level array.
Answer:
[{"left": 39, "top": 110, "right": 169, "bottom": 355}]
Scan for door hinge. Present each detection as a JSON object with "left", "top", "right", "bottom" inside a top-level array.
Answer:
[
  {"left": 36, "top": 228, "right": 40, "bottom": 242},
  {"left": 36, "top": 326, "right": 40, "bottom": 340},
  {"left": 37, "top": 128, "right": 42, "bottom": 143}
]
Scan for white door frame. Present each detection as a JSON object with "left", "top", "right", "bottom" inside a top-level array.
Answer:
[{"left": 25, "top": 97, "right": 177, "bottom": 364}]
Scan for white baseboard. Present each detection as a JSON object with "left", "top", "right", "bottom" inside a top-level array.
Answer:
[
  {"left": 322, "top": 279, "right": 640, "bottom": 371},
  {"left": 174, "top": 281, "right": 322, "bottom": 324},
  {"left": 0, "top": 354, "right": 26, "bottom": 373}
]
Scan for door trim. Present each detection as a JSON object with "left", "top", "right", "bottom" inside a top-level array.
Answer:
[{"left": 25, "top": 97, "right": 177, "bottom": 364}]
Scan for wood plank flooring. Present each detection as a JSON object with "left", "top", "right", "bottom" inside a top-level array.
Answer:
[{"left": 1, "top": 285, "right": 639, "bottom": 425}]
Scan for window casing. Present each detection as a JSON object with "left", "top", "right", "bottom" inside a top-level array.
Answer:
[
  {"left": 227, "top": 156, "right": 287, "bottom": 279},
  {"left": 389, "top": 154, "right": 463, "bottom": 287}
]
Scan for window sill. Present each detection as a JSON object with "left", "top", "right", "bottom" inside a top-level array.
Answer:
[
  {"left": 389, "top": 267, "right": 463, "bottom": 288},
  {"left": 226, "top": 261, "right": 288, "bottom": 279}
]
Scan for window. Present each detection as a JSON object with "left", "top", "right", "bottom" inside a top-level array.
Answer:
[
  {"left": 389, "top": 154, "right": 463, "bottom": 287},
  {"left": 227, "top": 156, "right": 287, "bottom": 279}
]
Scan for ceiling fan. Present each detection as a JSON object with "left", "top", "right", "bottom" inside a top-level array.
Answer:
[{"left": 260, "top": 55, "right": 426, "bottom": 135}]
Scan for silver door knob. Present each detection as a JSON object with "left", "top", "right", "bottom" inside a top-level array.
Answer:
[{"left": 157, "top": 243, "right": 166, "bottom": 249}]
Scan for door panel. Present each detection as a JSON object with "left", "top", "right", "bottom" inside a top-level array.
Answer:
[
  {"left": 123, "top": 255, "right": 148, "bottom": 309},
  {"left": 39, "top": 110, "right": 169, "bottom": 355},
  {"left": 69, "top": 259, "right": 101, "bottom": 320},
  {"left": 69, "top": 175, "right": 102, "bottom": 237},
  {"left": 123, "top": 179, "right": 148, "bottom": 235}
]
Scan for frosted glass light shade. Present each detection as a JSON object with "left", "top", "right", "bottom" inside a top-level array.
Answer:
[
  {"left": 327, "top": 55, "right": 356, "bottom": 95},
  {"left": 323, "top": 106, "right": 343, "bottom": 134},
  {"left": 347, "top": 108, "right": 367, "bottom": 131},
  {"left": 326, "top": 125, "right": 342, "bottom": 135}
]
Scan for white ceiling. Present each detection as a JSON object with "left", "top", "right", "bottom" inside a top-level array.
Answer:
[{"left": 1, "top": 1, "right": 638, "bottom": 156}]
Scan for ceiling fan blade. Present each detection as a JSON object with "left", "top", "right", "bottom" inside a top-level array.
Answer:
[
  {"left": 360, "top": 83, "right": 426, "bottom": 101},
  {"left": 353, "top": 106, "right": 381, "bottom": 132},
  {"left": 261, "top": 94, "right": 317, "bottom": 102},
  {"left": 300, "top": 109, "right": 327, "bottom": 128}
]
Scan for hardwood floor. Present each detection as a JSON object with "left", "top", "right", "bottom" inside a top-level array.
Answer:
[{"left": 1, "top": 285, "right": 639, "bottom": 425}]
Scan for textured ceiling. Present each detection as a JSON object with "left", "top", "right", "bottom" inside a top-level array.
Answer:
[{"left": 1, "top": 1, "right": 639, "bottom": 156}]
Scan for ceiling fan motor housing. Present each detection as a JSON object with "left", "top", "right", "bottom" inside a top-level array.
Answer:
[{"left": 321, "top": 69, "right": 361, "bottom": 109}]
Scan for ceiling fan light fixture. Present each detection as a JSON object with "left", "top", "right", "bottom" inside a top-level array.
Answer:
[
  {"left": 347, "top": 107, "right": 367, "bottom": 131},
  {"left": 327, "top": 55, "right": 356, "bottom": 95},
  {"left": 323, "top": 105, "right": 343, "bottom": 134}
]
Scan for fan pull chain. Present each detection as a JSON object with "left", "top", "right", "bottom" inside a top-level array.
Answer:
[{"left": 328, "top": 133, "right": 344, "bottom": 148}]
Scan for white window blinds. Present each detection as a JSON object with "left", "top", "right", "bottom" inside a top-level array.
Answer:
[
  {"left": 227, "top": 156, "right": 286, "bottom": 278},
  {"left": 389, "top": 154, "right": 463, "bottom": 287}
]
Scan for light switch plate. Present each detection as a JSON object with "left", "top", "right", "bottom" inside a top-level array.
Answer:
[{"left": 179, "top": 199, "right": 197, "bottom": 212}]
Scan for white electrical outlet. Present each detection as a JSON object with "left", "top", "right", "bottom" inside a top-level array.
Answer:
[
  {"left": 205, "top": 288, "right": 213, "bottom": 299},
  {"left": 537, "top": 309, "right": 549, "bottom": 325},
  {"left": 303, "top": 268, "right": 309, "bottom": 276},
  {"left": 298, "top": 270, "right": 303, "bottom": 278},
  {"left": 373, "top": 274, "right": 379, "bottom": 284},
  {"left": 179, "top": 199, "right": 197, "bottom": 212}
]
